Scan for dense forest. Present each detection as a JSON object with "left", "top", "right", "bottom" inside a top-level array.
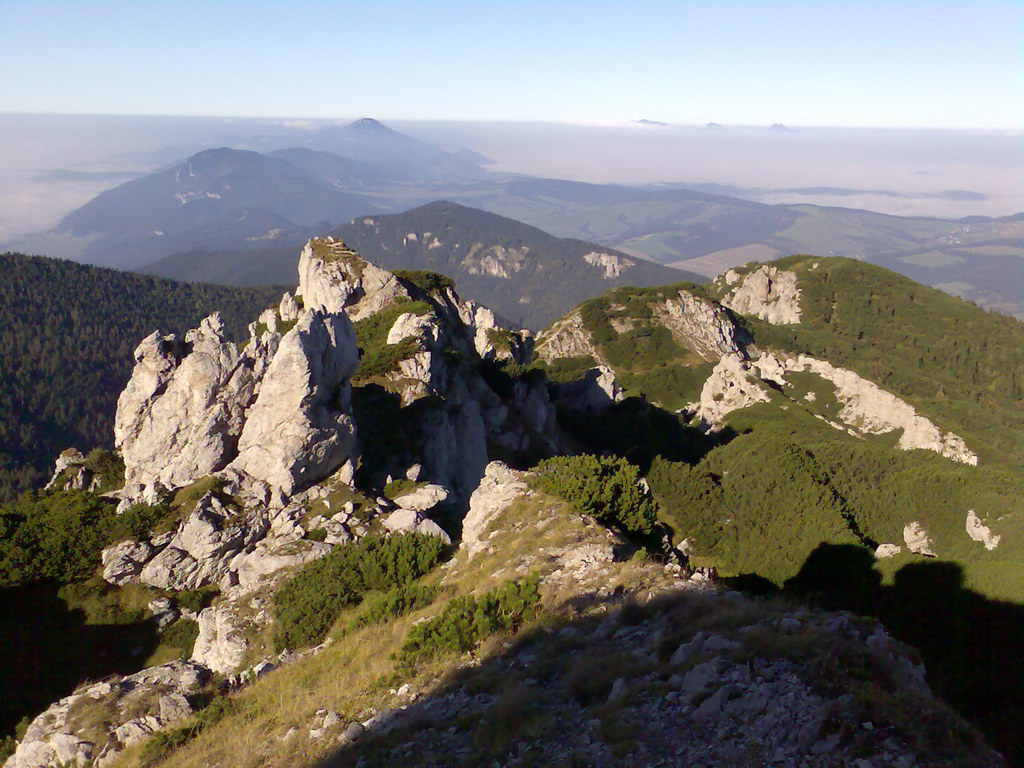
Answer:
[{"left": 0, "top": 252, "right": 281, "bottom": 500}]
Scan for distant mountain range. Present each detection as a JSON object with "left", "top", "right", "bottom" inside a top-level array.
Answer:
[
  {"left": 144, "top": 201, "right": 701, "bottom": 329},
  {"left": 11, "top": 118, "right": 1023, "bottom": 317}
]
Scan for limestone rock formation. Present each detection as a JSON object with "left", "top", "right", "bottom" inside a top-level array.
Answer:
[
  {"left": 3, "top": 661, "right": 209, "bottom": 768},
  {"left": 691, "top": 353, "right": 771, "bottom": 429},
  {"left": 720, "top": 264, "right": 802, "bottom": 324},
  {"left": 651, "top": 289, "right": 749, "bottom": 361},
  {"left": 779, "top": 354, "right": 976, "bottom": 464},
  {"left": 582, "top": 250, "right": 630, "bottom": 279},
  {"left": 549, "top": 364, "right": 624, "bottom": 414},
  {"left": 966, "top": 510, "right": 1001, "bottom": 550},
  {"left": 114, "top": 313, "right": 256, "bottom": 505},
  {"left": 191, "top": 605, "right": 251, "bottom": 675},
  {"left": 461, "top": 461, "right": 531, "bottom": 556},
  {"left": 903, "top": 521, "right": 937, "bottom": 557},
  {"left": 535, "top": 310, "right": 604, "bottom": 364},
  {"left": 229, "top": 310, "right": 359, "bottom": 498},
  {"left": 296, "top": 238, "right": 408, "bottom": 320}
]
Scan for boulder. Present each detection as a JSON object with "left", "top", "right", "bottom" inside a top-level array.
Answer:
[
  {"left": 461, "top": 462, "right": 530, "bottom": 556},
  {"left": 101, "top": 539, "right": 153, "bottom": 585},
  {"left": 229, "top": 537, "right": 332, "bottom": 592},
  {"left": 391, "top": 484, "right": 449, "bottom": 513},
  {"left": 903, "top": 521, "right": 937, "bottom": 557},
  {"left": 191, "top": 606, "right": 249, "bottom": 675}
]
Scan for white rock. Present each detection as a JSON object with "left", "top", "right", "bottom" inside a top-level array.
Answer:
[
  {"left": 191, "top": 606, "right": 249, "bottom": 675},
  {"left": 295, "top": 238, "right": 408, "bottom": 321},
  {"left": 391, "top": 484, "right": 449, "bottom": 512},
  {"left": 651, "top": 289, "right": 748, "bottom": 361},
  {"left": 780, "top": 354, "right": 977, "bottom": 465},
  {"left": 229, "top": 537, "right": 331, "bottom": 592},
  {"left": 583, "top": 250, "right": 631, "bottom": 279},
  {"left": 691, "top": 353, "right": 771, "bottom": 428},
  {"left": 115, "top": 313, "right": 257, "bottom": 503},
  {"left": 100, "top": 539, "right": 153, "bottom": 585},
  {"left": 874, "top": 543, "right": 902, "bottom": 558},
  {"left": 903, "top": 521, "right": 937, "bottom": 557},
  {"left": 461, "top": 462, "right": 530, "bottom": 556},
  {"left": 386, "top": 311, "right": 437, "bottom": 345},
  {"left": 965, "top": 510, "right": 1001, "bottom": 550},
  {"left": 720, "top": 265, "right": 802, "bottom": 325},
  {"left": 229, "top": 309, "right": 359, "bottom": 497}
]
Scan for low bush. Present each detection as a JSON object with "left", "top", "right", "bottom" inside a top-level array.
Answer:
[
  {"left": 273, "top": 534, "right": 448, "bottom": 651},
  {"left": 530, "top": 455, "right": 658, "bottom": 537},
  {"left": 161, "top": 618, "right": 200, "bottom": 658},
  {"left": 396, "top": 575, "right": 540, "bottom": 671},
  {"left": 0, "top": 490, "right": 175, "bottom": 587},
  {"left": 350, "top": 584, "right": 440, "bottom": 630}
]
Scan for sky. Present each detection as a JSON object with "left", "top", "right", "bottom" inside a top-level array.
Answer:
[{"left": 2, "top": 0, "right": 1022, "bottom": 130}]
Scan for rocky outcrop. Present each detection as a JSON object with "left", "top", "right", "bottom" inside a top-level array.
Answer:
[
  {"left": 461, "top": 462, "right": 531, "bottom": 557},
  {"left": 966, "top": 510, "right": 1001, "bottom": 550},
  {"left": 3, "top": 661, "right": 209, "bottom": 768},
  {"left": 391, "top": 484, "right": 449, "bottom": 513},
  {"left": 44, "top": 449, "right": 106, "bottom": 493},
  {"left": 296, "top": 238, "right": 408, "bottom": 320},
  {"left": 229, "top": 537, "right": 332, "bottom": 592},
  {"left": 778, "top": 354, "right": 977, "bottom": 464},
  {"left": 381, "top": 509, "right": 452, "bottom": 544},
  {"left": 651, "top": 289, "right": 749, "bottom": 361},
  {"left": 535, "top": 310, "right": 604, "bottom": 364},
  {"left": 720, "top": 265, "right": 802, "bottom": 325},
  {"left": 114, "top": 313, "right": 253, "bottom": 505},
  {"left": 99, "top": 492, "right": 271, "bottom": 591},
  {"left": 191, "top": 605, "right": 251, "bottom": 675},
  {"left": 549, "top": 365, "right": 624, "bottom": 414},
  {"left": 690, "top": 353, "right": 771, "bottom": 429},
  {"left": 229, "top": 310, "right": 359, "bottom": 498},
  {"left": 903, "top": 521, "right": 937, "bottom": 557},
  {"left": 582, "top": 250, "right": 630, "bottom": 279}
]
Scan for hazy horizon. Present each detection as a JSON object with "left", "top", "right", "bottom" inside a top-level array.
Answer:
[{"left": 0, "top": 113, "right": 1021, "bottom": 250}]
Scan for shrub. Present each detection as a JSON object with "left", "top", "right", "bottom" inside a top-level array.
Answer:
[
  {"left": 530, "top": 455, "right": 658, "bottom": 536},
  {"left": 396, "top": 575, "right": 540, "bottom": 671},
  {"left": 273, "top": 534, "right": 448, "bottom": 651},
  {"left": 161, "top": 618, "right": 200, "bottom": 658},
  {"left": 175, "top": 586, "right": 219, "bottom": 613},
  {"left": 0, "top": 490, "right": 178, "bottom": 587},
  {"left": 351, "top": 300, "right": 433, "bottom": 381},
  {"left": 350, "top": 584, "right": 439, "bottom": 630},
  {"left": 392, "top": 269, "right": 456, "bottom": 294}
]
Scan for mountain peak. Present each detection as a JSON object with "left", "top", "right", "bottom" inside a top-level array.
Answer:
[{"left": 346, "top": 117, "right": 393, "bottom": 133}]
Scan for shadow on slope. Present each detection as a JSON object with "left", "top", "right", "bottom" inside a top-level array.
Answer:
[
  {"left": 0, "top": 582, "right": 160, "bottom": 736},
  {"left": 309, "top": 586, "right": 994, "bottom": 768},
  {"left": 781, "top": 544, "right": 1024, "bottom": 764}
]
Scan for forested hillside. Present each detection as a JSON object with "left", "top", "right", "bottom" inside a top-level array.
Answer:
[{"left": 0, "top": 253, "right": 281, "bottom": 500}]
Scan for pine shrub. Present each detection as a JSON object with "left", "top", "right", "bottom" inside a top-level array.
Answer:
[{"left": 531, "top": 455, "right": 658, "bottom": 536}]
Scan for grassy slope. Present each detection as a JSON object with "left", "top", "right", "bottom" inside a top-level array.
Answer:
[{"left": 539, "top": 257, "right": 1024, "bottom": 600}]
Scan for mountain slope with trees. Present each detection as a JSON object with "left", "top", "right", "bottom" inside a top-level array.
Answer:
[{"left": 0, "top": 252, "right": 281, "bottom": 500}]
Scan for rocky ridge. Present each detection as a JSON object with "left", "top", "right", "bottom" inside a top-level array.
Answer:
[{"left": 4, "top": 248, "right": 1010, "bottom": 768}]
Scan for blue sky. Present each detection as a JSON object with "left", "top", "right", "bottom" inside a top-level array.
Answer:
[{"left": 2, "top": 0, "right": 1021, "bottom": 129}]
